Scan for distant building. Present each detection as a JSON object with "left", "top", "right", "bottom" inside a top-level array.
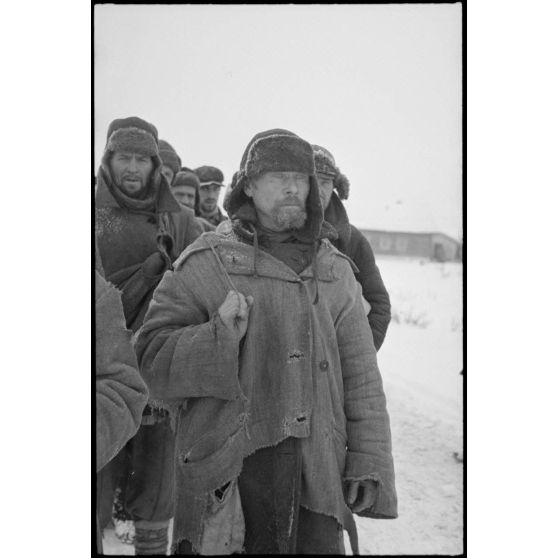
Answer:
[{"left": 361, "top": 229, "right": 462, "bottom": 262}]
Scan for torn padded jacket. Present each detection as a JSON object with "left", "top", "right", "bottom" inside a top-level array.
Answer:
[{"left": 135, "top": 231, "right": 397, "bottom": 550}]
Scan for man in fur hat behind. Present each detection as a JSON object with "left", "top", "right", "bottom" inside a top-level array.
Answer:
[
  {"left": 194, "top": 165, "right": 229, "bottom": 226},
  {"left": 95, "top": 116, "right": 203, "bottom": 554},
  {"left": 136, "top": 129, "right": 397, "bottom": 554},
  {"left": 312, "top": 144, "right": 391, "bottom": 350},
  {"left": 172, "top": 167, "right": 216, "bottom": 232}
]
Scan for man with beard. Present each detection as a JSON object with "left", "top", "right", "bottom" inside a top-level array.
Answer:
[
  {"left": 95, "top": 116, "right": 203, "bottom": 554},
  {"left": 171, "top": 168, "right": 215, "bottom": 232},
  {"left": 194, "top": 165, "right": 229, "bottom": 226},
  {"left": 312, "top": 144, "right": 391, "bottom": 350},
  {"left": 136, "top": 129, "right": 397, "bottom": 554}
]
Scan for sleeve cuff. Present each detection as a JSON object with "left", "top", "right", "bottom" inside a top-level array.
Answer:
[{"left": 344, "top": 450, "right": 380, "bottom": 482}]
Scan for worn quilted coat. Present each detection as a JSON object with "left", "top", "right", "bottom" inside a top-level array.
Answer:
[{"left": 135, "top": 221, "right": 398, "bottom": 550}]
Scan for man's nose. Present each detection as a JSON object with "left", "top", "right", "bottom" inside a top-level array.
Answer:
[
  {"left": 128, "top": 157, "right": 138, "bottom": 172},
  {"left": 284, "top": 177, "right": 298, "bottom": 194}
]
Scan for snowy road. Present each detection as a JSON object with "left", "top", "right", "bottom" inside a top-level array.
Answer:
[
  {"left": 348, "top": 259, "right": 463, "bottom": 555},
  {"left": 349, "top": 326, "right": 463, "bottom": 555}
]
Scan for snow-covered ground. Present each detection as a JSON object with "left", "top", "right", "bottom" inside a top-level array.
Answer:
[
  {"left": 102, "top": 257, "right": 463, "bottom": 555},
  {"left": 347, "top": 257, "right": 463, "bottom": 555}
]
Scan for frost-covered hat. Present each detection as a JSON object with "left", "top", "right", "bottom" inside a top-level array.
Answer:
[
  {"left": 105, "top": 116, "right": 159, "bottom": 158},
  {"left": 312, "top": 144, "right": 350, "bottom": 200},
  {"left": 158, "top": 139, "right": 182, "bottom": 175},
  {"left": 194, "top": 166, "right": 225, "bottom": 188},
  {"left": 226, "top": 128, "right": 323, "bottom": 240},
  {"left": 98, "top": 116, "right": 164, "bottom": 209}
]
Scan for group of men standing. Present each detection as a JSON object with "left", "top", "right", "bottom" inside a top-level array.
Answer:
[{"left": 95, "top": 116, "right": 397, "bottom": 555}]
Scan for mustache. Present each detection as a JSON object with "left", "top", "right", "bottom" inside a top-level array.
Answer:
[{"left": 279, "top": 197, "right": 304, "bottom": 207}]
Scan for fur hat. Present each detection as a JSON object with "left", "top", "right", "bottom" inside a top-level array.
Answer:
[
  {"left": 194, "top": 166, "right": 225, "bottom": 187},
  {"left": 311, "top": 144, "right": 350, "bottom": 200},
  {"left": 173, "top": 168, "right": 200, "bottom": 190},
  {"left": 105, "top": 116, "right": 159, "bottom": 158},
  {"left": 158, "top": 139, "right": 182, "bottom": 175},
  {"left": 99, "top": 116, "right": 164, "bottom": 210},
  {"left": 225, "top": 129, "right": 323, "bottom": 240}
]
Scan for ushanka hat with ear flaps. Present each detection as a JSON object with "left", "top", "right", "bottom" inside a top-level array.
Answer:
[
  {"left": 225, "top": 129, "right": 324, "bottom": 241},
  {"left": 158, "top": 139, "right": 182, "bottom": 175},
  {"left": 105, "top": 116, "right": 159, "bottom": 158},
  {"left": 98, "top": 116, "right": 164, "bottom": 210},
  {"left": 311, "top": 144, "right": 350, "bottom": 200},
  {"left": 101, "top": 116, "right": 163, "bottom": 178}
]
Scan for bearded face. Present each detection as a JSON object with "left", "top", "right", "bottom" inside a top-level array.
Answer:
[
  {"left": 244, "top": 171, "right": 309, "bottom": 232},
  {"left": 269, "top": 197, "right": 308, "bottom": 230},
  {"left": 109, "top": 151, "right": 154, "bottom": 197}
]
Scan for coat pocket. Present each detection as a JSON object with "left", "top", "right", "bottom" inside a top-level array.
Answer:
[{"left": 179, "top": 425, "right": 246, "bottom": 491}]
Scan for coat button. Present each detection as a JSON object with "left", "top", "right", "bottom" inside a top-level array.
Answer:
[{"left": 319, "top": 360, "right": 329, "bottom": 371}]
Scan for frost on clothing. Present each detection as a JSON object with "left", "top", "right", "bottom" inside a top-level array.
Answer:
[
  {"left": 135, "top": 229, "right": 398, "bottom": 550},
  {"left": 95, "top": 152, "right": 203, "bottom": 335}
]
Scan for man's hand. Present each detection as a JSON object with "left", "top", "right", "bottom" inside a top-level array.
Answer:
[
  {"left": 218, "top": 290, "right": 254, "bottom": 341},
  {"left": 345, "top": 479, "right": 378, "bottom": 513}
]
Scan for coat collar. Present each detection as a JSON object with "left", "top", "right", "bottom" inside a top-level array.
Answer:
[{"left": 175, "top": 232, "right": 341, "bottom": 283}]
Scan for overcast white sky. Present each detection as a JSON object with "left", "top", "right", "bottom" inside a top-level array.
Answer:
[{"left": 95, "top": 3, "right": 462, "bottom": 238}]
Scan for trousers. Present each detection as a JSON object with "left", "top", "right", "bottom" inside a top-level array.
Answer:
[{"left": 175, "top": 437, "right": 344, "bottom": 555}]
